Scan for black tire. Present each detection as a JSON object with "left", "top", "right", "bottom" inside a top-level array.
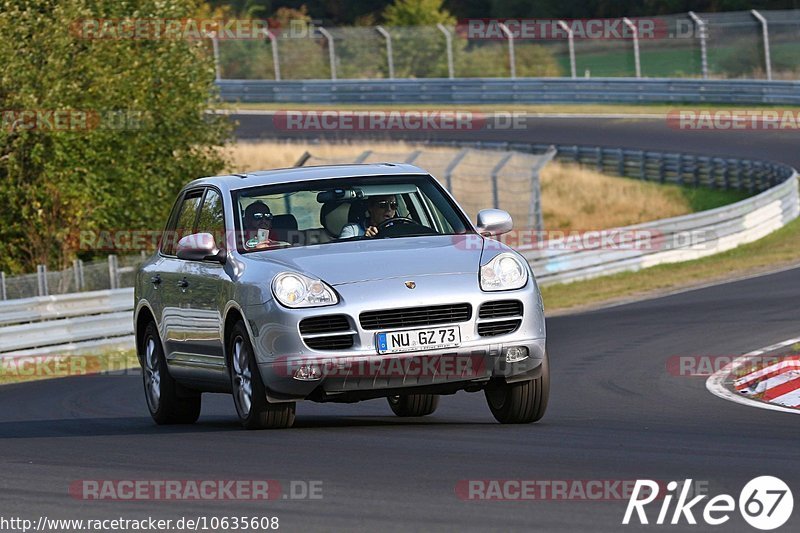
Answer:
[
  {"left": 387, "top": 394, "right": 439, "bottom": 417},
  {"left": 229, "top": 321, "right": 295, "bottom": 429},
  {"left": 485, "top": 353, "right": 549, "bottom": 424},
  {"left": 140, "top": 321, "right": 201, "bottom": 425}
]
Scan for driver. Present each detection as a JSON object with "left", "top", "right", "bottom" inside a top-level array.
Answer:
[{"left": 340, "top": 195, "right": 398, "bottom": 239}]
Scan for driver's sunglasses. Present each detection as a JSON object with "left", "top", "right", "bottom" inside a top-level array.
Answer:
[
  {"left": 375, "top": 201, "right": 398, "bottom": 210},
  {"left": 253, "top": 212, "right": 273, "bottom": 221}
]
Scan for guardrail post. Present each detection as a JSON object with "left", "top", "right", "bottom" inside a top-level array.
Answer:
[
  {"left": 375, "top": 26, "right": 395, "bottom": 79},
  {"left": 688, "top": 12, "right": 708, "bottom": 79},
  {"left": 622, "top": 18, "right": 642, "bottom": 78},
  {"left": 490, "top": 152, "right": 514, "bottom": 210},
  {"left": 557, "top": 21, "right": 576, "bottom": 78},
  {"left": 318, "top": 27, "right": 337, "bottom": 81},
  {"left": 73, "top": 259, "right": 84, "bottom": 292},
  {"left": 617, "top": 149, "right": 625, "bottom": 177},
  {"left": 751, "top": 10, "right": 772, "bottom": 80},
  {"left": 498, "top": 23, "right": 516, "bottom": 79},
  {"left": 265, "top": 30, "right": 281, "bottom": 81},
  {"left": 639, "top": 151, "right": 646, "bottom": 179},
  {"left": 108, "top": 255, "right": 119, "bottom": 290},
  {"left": 436, "top": 23, "right": 455, "bottom": 79},
  {"left": 37, "top": 264, "right": 48, "bottom": 296},
  {"left": 658, "top": 154, "right": 666, "bottom": 183},
  {"left": 0, "top": 271, "right": 6, "bottom": 300},
  {"left": 444, "top": 148, "right": 469, "bottom": 192},
  {"left": 596, "top": 147, "right": 604, "bottom": 173}
]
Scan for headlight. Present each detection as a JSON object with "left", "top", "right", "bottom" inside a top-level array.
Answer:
[
  {"left": 480, "top": 253, "right": 528, "bottom": 291},
  {"left": 272, "top": 272, "right": 338, "bottom": 308}
]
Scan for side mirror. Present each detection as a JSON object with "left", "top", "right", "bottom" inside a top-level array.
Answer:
[
  {"left": 476, "top": 209, "right": 513, "bottom": 237},
  {"left": 176, "top": 232, "right": 225, "bottom": 263}
]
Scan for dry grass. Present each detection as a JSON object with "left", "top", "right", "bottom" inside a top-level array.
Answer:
[
  {"left": 540, "top": 162, "right": 692, "bottom": 230},
  {"left": 225, "top": 141, "right": 695, "bottom": 229}
]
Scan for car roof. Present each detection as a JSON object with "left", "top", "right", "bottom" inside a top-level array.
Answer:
[{"left": 183, "top": 163, "right": 431, "bottom": 194}]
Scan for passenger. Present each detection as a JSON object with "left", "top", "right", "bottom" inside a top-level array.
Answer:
[
  {"left": 340, "top": 195, "right": 398, "bottom": 239},
  {"left": 243, "top": 201, "right": 282, "bottom": 249}
]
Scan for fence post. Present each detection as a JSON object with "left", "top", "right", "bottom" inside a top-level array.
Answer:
[
  {"left": 265, "top": 30, "right": 281, "bottom": 81},
  {"left": 318, "top": 27, "right": 337, "bottom": 81},
  {"left": 354, "top": 150, "right": 372, "bottom": 163},
  {"left": 498, "top": 23, "right": 516, "bottom": 79},
  {"left": 751, "top": 10, "right": 772, "bottom": 80},
  {"left": 37, "top": 264, "right": 49, "bottom": 296},
  {"left": 557, "top": 21, "right": 576, "bottom": 78},
  {"left": 444, "top": 148, "right": 469, "bottom": 192},
  {"left": 73, "top": 259, "right": 82, "bottom": 292},
  {"left": 490, "top": 152, "right": 514, "bottom": 210},
  {"left": 108, "top": 255, "right": 119, "bottom": 290},
  {"left": 0, "top": 271, "right": 6, "bottom": 300},
  {"left": 405, "top": 150, "right": 422, "bottom": 164},
  {"left": 207, "top": 32, "right": 221, "bottom": 81},
  {"left": 688, "top": 12, "right": 708, "bottom": 79},
  {"left": 375, "top": 26, "right": 395, "bottom": 79},
  {"left": 294, "top": 151, "right": 312, "bottom": 167},
  {"left": 436, "top": 23, "right": 455, "bottom": 79},
  {"left": 529, "top": 146, "right": 557, "bottom": 232},
  {"left": 622, "top": 18, "right": 642, "bottom": 78}
]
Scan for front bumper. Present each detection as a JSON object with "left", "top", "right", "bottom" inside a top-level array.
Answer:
[{"left": 245, "top": 273, "right": 546, "bottom": 401}]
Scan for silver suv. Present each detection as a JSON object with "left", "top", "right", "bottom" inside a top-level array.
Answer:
[{"left": 134, "top": 164, "right": 548, "bottom": 429}]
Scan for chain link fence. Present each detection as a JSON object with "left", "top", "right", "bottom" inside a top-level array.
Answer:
[{"left": 213, "top": 10, "right": 800, "bottom": 81}]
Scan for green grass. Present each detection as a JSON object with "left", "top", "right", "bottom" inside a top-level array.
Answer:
[
  {"left": 679, "top": 187, "right": 751, "bottom": 212},
  {"left": 542, "top": 211, "right": 800, "bottom": 313}
]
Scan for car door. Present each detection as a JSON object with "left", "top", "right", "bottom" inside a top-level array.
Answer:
[
  {"left": 177, "top": 187, "right": 229, "bottom": 380},
  {"left": 159, "top": 188, "right": 204, "bottom": 365}
]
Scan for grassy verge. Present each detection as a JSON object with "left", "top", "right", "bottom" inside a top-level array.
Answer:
[
  {"left": 542, "top": 214, "right": 800, "bottom": 313},
  {"left": 0, "top": 349, "right": 139, "bottom": 386},
  {"left": 218, "top": 102, "right": 800, "bottom": 115}
]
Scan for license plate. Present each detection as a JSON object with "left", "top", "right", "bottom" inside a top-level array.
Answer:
[{"left": 376, "top": 326, "right": 461, "bottom": 354}]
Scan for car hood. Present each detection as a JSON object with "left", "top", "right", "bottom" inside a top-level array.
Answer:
[{"left": 246, "top": 235, "right": 485, "bottom": 286}]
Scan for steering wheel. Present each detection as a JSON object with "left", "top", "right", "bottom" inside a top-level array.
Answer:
[{"left": 374, "top": 217, "right": 434, "bottom": 237}]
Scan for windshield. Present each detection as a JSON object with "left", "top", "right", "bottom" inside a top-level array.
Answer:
[{"left": 232, "top": 174, "right": 472, "bottom": 252}]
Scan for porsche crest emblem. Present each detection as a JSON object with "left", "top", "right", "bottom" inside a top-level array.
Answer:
[{"left": 404, "top": 281, "right": 416, "bottom": 289}]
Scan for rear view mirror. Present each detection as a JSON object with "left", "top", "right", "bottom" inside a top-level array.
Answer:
[{"left": 476, "top": 209, "right": 513, "bottom": 237}]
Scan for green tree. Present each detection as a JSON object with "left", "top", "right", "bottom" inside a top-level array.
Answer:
[
  {"left": 383, "top": 0, "right": 456, "bottom": 26},
  {"left": 0, "top": 0, "right": 230, "bottom": 274}
]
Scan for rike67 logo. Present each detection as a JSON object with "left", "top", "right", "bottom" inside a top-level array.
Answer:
[{"left": 623, "top": 477, "right": 793, "bottom": 530}]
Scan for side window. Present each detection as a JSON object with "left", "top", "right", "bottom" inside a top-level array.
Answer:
[
  {"left": 161, "top": 189, "right": 203, "bottom": 256},
  {"left": 197, "top": 189, "right": 226, "bottom": 250}
]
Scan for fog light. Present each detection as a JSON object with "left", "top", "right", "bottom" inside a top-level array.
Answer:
[
  {"left": 505, "top": 346, "right": 528, "bottom": 363},
  {"left": 293, "top": 364, "right": 322, "bottom": 381}
]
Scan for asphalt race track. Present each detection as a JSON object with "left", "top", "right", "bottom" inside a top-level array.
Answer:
[{"left": 1, "top": 116, "right": 799, "bottom": 532}]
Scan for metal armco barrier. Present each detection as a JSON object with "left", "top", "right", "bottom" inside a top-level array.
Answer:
[{"left": 216, "top": 78, "right": 800, "bottom": 105}]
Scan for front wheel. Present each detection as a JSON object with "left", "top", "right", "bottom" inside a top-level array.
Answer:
[
  {"left": 387, "top": 394, "right": 439, "bottom": 417},
  {"left": 141, "top": 321, "right": 201, "bottom": 425},
  {"left": 485, "top": 353, "right": 549, "bottom": 424},
  {"left": 229, "top": 321, "right": 295, "bottom": 429}
]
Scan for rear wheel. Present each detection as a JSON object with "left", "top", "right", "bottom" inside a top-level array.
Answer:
[
  {"left": 485, "top": 353, "right": 549, "bottom": 424},
  {"left": 229, "top": 321, "right": 295, "bottom": 429},
  {"left": 387, "top": 394, "right": 439, "bottom": 417},
  {"left": 141, "top": 322, "right": 201, "bottom": 425}
]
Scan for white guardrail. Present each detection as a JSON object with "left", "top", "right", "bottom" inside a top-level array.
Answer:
[{"left": 0, "top": 172, "right": 797, "bottom": 357}]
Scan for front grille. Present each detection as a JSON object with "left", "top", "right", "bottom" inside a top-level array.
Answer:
[
  {"left": 299, "top": 315, "right": 354, "bottom": 350},
  {"left": 299, "top": 315, "right": 350, "bottom": 335},
  {"left": 359, "top": 303, "right": 472, "bottom": 330},
  {"left": 479, "top": 300, "right": 523, "bottom": 319},
  {"left": 304, "top": 335, "right": 354, "bottom": 350},
  {"left": 477, "top": 319, "right": 521, "bottom": 337}
]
